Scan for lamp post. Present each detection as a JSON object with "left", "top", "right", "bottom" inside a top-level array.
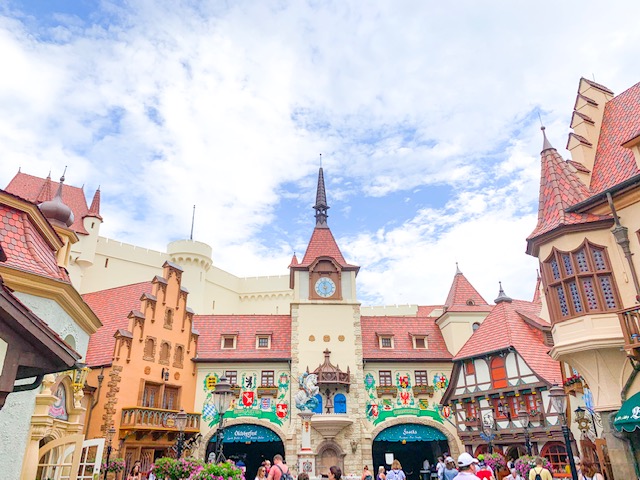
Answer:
[
  {"left": 175, "top": 408, "right": 188, "bottom": 459},
  {"left": 517, "top": 409, "right": 532, "bottom": 456},
  {"left": 212, "top": 376, "right": 233, "bottom": 463},
  {"left": 103, "top": 426, "right": 116, "bottom": 480},
  {"left": 549, "top": 385, "right": 578, "bottom": 480}
]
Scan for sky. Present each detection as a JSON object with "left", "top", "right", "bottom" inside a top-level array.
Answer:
[{"left": 1, "top": 0, "right": 640, "bottom": 307}]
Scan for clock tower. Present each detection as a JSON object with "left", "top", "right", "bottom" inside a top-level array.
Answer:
[{"left": 288, "top": 166, "right": 365, "bottom": 474}]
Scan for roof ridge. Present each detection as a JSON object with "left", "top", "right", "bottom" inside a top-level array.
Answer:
[{"left": 83, "top": 281, "right": 151, "bottom": 297}]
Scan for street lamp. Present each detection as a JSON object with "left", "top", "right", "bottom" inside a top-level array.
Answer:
[
  {"left": 212, "top": 376, "right": 233, "bottom": 463},
  {"left": 517, "top": 409, "right": 532, "bottom": 456},
  {"left": 175, "top": 408, "right": 188, "bottom": 459},
  {"left": 549, "top": 385, "right": 578, "bottom": 480},
  {"left": 103, "top": 426, "right": 116, "bottom": 480}
]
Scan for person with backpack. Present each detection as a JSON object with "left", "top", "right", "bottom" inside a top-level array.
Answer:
[
  {"left": 362, "top": 466, "right": 374, "bottom": 480},
  {"left": 267, "top": 454, "right": 293, "bottom": 480},
  {"left": 528, "top": 457, "right": 552, "bottom": 480},
  {"left": 580, "top": 460, "right": 603, "bottom": 480},
  {"left": 386, "top": 460, "right": 406, "bottom": 480}
]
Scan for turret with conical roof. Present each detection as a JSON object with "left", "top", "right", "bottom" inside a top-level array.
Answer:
[
  {"left": 38, "top": 171, "right": 75, "bottom": 228},
  {"left": 526, "top": 126, "right": 611, "bottom": 256},
  {"left": 314, "top": 166, "right": 330, "bottom": 228}
]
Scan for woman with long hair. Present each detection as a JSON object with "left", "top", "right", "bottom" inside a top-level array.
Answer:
[
  {"left": 387, "top": 460, "right": 406, "bottom": 480},
  {"left": 581, "top": 460, "right": 604, "bottom": 480},
  {"left": 255, "top": 466, "right": 267, "bottom": 480},
  {"left": 127, "top": 461, "right": 142, "bottom": 480}
]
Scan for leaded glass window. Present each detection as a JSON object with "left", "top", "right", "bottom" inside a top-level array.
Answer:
[{"left": 543, "top": 241, "right": 619, "bottom": 321}]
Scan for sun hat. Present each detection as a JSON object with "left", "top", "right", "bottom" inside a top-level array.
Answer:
[{"left": 457, "top": 453, "right": 479, "bottom": 467}]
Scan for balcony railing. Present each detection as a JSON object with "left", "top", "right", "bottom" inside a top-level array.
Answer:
[
  {"left": 619, "top": 305, "right": 640, "bottom": 360},
  {"left": 121, "top": 407, "right": 201, "bottom": 432}
]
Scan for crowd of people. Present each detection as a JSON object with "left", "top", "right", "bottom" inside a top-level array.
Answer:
[{"left": 245, "top": 452, "right": 605, "bottom": 480}]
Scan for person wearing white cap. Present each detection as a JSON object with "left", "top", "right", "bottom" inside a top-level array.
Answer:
[{"left": 451, "top": 453, "right": 480, "bottom": 480}]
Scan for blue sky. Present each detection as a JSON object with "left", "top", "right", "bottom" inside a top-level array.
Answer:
[{"left": 1, "top": 0, "right": 640, "bottom": 306}]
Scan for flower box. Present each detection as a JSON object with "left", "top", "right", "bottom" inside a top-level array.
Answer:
[
  {"left": 376, "top": 386, "right": 398, "bottom": 397},
  {"left": 257, "top": 386, "right": 278, "bottom": 397},
  {"left": 412, "top": 385, "right": 435, "bottom": 396}
]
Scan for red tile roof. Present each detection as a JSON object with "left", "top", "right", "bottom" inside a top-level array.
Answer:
[
  {"left": 361, "top": 315, "right": 452, "bottom": 361},
  {"left": 194, "top": 315, "right": 291, "bottom": 360},
  {"left": 453, "top": 299, "right": 562, "bottom": 385},
  {"left": 589, "top": 82, "right": 640, "bottom": 194},
  {"left": 0, "top": 204, "right": 70, "bottom": 283},
  {"left": 443, "top": 270, "right": 490, "bottom": 312},
  {"left": 83, "top": 282, "right": 152, "bottom": 366},
  {"left": 527, "top": 144, "right": 610, "bottom": 243},
  {"left": 5, "top": 172, "right": 101, "bottom": 235},
  {"left": 298, "top": 227, "right": 358, "bottom": 269}
]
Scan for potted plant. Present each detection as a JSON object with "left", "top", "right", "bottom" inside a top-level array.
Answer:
[
  {"left": 190, "top": 460, "right": 244, "bottom": 480},
  {"left": 484, "top": 453, "right": 507, "bottom": 472},
  {"left": 150, "top": 457, "right": 205, "bottom": 480},
  {"left": 514, "top": 456, "right": 552, "bottom": 477},
  {"left": 101, "top": 458, "right": 125, "bottom": 480}
]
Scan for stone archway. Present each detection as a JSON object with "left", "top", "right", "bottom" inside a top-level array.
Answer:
[
  {"left": 369, "top": 416, "right": 462, "bottom": 458},
  {"left": 316, "top": 439, "right": 346, "bottom": 476},
  {"left": 194, "top": 418, "right": 288, "bottom": 460}
]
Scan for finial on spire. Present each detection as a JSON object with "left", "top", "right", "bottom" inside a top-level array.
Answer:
[
  {"left": 319, "top": 153, "right": 322, "bottom": 168},
  {"left": 494, "top": 281, "right": 513, "bottom": 304},
  {"left": 455, "top": 262, "right": 462, "bottom": 275},
  {"left": 190, "top": 205, "right": 196, "bottom": 240},
  {"left": 313, "top": 164, "right": 330, "bottom": 228},
  {"left": 541, "top": 126, "right": 553, "bottom": 152},
  {"left": 60, "top": 165, "right": 67, "bottom": 183}
]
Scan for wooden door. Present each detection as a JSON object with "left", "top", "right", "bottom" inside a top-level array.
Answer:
[
  {"left": 594, "top": 439, "right": 614, "bottom": 480},
  {"left": 37, "top": 434, "right": 84, "bottom": 480}
]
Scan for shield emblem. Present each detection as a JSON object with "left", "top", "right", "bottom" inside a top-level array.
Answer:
[
  {"left": 442, "top": 405, "right": 452, "bottom": 418},
  {"left": 276, "top": 403, "right": 288, "bottom": 418},
  {"left": 367, "top": 403, "right": 379, "bottom": 418},
  {"left": 242, "top": 391, "right": 255, "bottom": 407}
]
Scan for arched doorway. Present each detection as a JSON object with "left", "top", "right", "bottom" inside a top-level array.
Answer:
[
  {"left": 205, "top": 424, "right": 284, "bottom": 478},
  {"left": 373, "top": 424, "right": 449, "bottom": 480},
  {"left": 316, "top": 440, "right": 345, "bottom": 476}
]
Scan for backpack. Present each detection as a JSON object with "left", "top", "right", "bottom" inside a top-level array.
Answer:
[
  {"left": 534, "top": 469, "right": 543, "bottom": 480},
  {"left": 276, "top": 465, "right": 293, "bottom": 480}
]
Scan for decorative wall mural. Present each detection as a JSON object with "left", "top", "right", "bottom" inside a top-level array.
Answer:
[
  {"left": 433, "top": 373, "right": 449, "bottom": 391},
  {"left": 48, "top": 383, "right": 69, "bottom": 420},
  {"left": 364, "top": 372, "right": 443, "bottom": 426},
  {"left": 202, "top": 371, "right": 290, "bottom": 427}
]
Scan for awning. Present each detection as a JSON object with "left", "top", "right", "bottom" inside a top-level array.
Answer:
[
  {"left": 374, "top": 423, "right": 447, "bottom": 442},
  {"left": 613, "top": 391, "right": 640, "bottom": 433},
  {"left": 221, "top": 424, "right": 282, "bottom": 443}
]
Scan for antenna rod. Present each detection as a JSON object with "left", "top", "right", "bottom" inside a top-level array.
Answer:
[{"left": 190, "top": 205, "right": 196, "bottom": 240}]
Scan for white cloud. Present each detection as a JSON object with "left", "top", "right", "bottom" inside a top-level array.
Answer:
[{"left": 1, "top": 0, "right": 639, "bottom": 305}]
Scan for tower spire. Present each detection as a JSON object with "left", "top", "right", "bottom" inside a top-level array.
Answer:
[
  {"left": 541, "top": 125, "right": 553, "bottom": 152},
  {"left": 313, "top": 159, "right": 329, "bottom": 228}
]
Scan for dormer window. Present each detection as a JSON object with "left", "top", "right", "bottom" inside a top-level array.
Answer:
[
  {"left": 411, "top": 334, "right": 428, "bottom": 349},
  {"left": 256, "top": 335, "right": 271, "bottom": 349},
  {"left": 466, "top": 299, "right": 475, "bottom": 306},
  {"left": 379, "top": 335, "right": 394, "bottom": 349},
  {"left": 221, "top": 335, "right": 237, "bottom": 350}
]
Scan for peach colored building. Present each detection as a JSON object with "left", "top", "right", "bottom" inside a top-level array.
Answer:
[{"left": 82, "top": 261, "right": 201, "bottom": 473}]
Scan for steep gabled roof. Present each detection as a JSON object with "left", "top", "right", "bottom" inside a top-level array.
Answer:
[
  {"left": 361, "top": 314, "right": 452, "bottom": 361},
  {"left": 453, "top": 297, "right": 561, "bottom": 385},
  {"left": 297, "top": 227, "right": 358, "bottom": 269},
  {"left": 194, "top": 315, "right": 291, "bottom": 360},
  {"left": 589, "top": 82, "right": 640, "bottom": 194},
  {"left": 83, "top": 282, "right": 152, "bottom": 366},
  {"left": 5, "top": 172, "right": 97, "bottom": 235},
  {"left": 443, "top": 268, "right": 490, "bottom": 313},
  {"left": 526, "top": 129, "right": 611, "bottom": 250}
]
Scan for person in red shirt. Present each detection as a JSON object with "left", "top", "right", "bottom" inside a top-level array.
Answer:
[{"left": 266, "top": 455, "right": 289, "bottom": 480}]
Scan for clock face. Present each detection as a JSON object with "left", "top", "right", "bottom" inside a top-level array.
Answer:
[{"left": 315, "top": 277, "right": 336, "bottom": 298}]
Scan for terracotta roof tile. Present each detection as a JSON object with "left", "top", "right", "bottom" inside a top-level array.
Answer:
[
  {"left": 589, "top": 82, "right": 640, "bottom": 194},
  {"left": 298, "top": 228, "right": 358, "bottom": 269},
  {"left": 453, "top": 299, "right": 562, "bottom": 385},
  {"left": 527, "top": 145, "right": 610, "bottom": 242},
  {"left": 566, "top": 160, "right": 590, "bottom": 173},
  {"left": 0, "top": 204, "right": 70, "bottom": 283},
  {"left": 582, "top": 78, "right": 615, "bottom": 95},
  {"left": 567, "top": 132, "right": 592, "bottom": 147},
  {"left": 83, "top": 282, "right": 152, "bottom": 366},
  {"left": 194, "top": 315, "right": 291, "bottom": 360},
  {"left": 444, "top": 271, "right": 490, "bottom": 309},
  {"left": 5, "top": 172, "right": 100, "bottom": 235},
  {"left": 361, "top": 314, "right": 452, "bottom": 361}
]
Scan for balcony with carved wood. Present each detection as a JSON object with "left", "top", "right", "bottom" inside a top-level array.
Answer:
[
  {"left": 619, "top": 305, "right": 640, "bottom": 360},
  {"left": 120, "top": 407, "right": 201, "bottom": 433}
]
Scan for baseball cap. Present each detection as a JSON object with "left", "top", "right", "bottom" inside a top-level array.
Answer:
[
  {"left": 445, "top": 457, "right": 454, "bottom": 463},
  {"left": 457, "top": 453, "right": 479, "bottom": 467}
]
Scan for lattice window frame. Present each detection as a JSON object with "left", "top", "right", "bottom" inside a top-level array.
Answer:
[{"left": 542, "top": 240, "right": 620, "bottom": 321}]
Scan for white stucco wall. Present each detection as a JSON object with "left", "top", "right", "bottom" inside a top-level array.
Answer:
[{"left": 0, "top": 388, "right": 37, "bottom": 480}]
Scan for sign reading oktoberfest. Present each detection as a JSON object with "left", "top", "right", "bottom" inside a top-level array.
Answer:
[{"left": 223, "top": 424, "right": 281, "bottom": 443}]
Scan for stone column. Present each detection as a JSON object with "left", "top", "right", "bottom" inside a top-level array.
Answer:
[
  {"left": 298, "top": 412, "right": 316, "bottom": 476},
  {"left": 601, "top": 410, "right": 637, "bottom": 480}
]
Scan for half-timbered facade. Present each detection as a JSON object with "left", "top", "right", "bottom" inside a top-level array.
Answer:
[{"left": 442, "top": 286, "right": 578, "bottom": 471}]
